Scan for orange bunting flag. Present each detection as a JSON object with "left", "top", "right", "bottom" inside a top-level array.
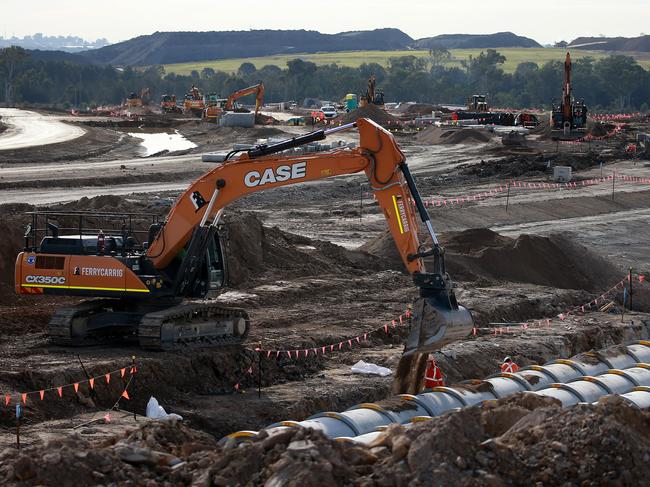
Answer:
[
  {"left": 267, "top": 351, "right": 271, "bottom": 358},
  {"left": 347, "top": 340, "right": 352, "bottom": 348},
  {"left": 121, "top": 390, "right": 130, "bottom": 400},
  {"left": 246, "top": 367, "right": 253, "bottom": 375},
  {"left": 322, "top": 346, "right": 326, "bottom": 354},
  {"left": 399, "top": 315, "right": 403, "bottom": 325},
  {"left": 275, "top": 351, "right": 280, "bottom": 358},
  {"left": 330, "top": 344, "right": 334, "bottom": 352},
  {"left": 338, "top": 342, "right": 343, "bottom": 350},
  {"left": 89, "top": 378, "right": 95, "bottom": 389},
  {"left": 384, "top": 324, "right": 388, "bottom": 333},
  {"left": 304, "top": 349, "right": 308, "bottom": 358},
  {"left": 640, "top": 275, "right": 646, "bottom": 283},
  {"left": 355, "top": 336, "right": 360, "bottom": 344},
  {"left": 287, "top": 351, "right": 291, "bottom": 359},
  {"left": 21, "top": 393, "right": 27, "bottom": 404},
  {"left": 472, "top": 328, "right": 477, "bottom": 336},
  {"left": 104, "top": 413, "right": 111, "bottom": 423},
  {"left": 234, "top": 383, "right": 240, "bottom": 391},
  {"left": 313, "top": 348, "right": 317, "bottom": 355},
  {"left": 5, "top": 394, "right": 10, "bottom": 406},
  {"left": 363, "top": 333, "right": 368, "bottom": 341},
  {"left": 57, "top": 386, "right": 63, "bottom": 397},
  {"left": 120, "top": 368, "right": 126, "bottom": 378},
  {"left": 105, "top": 373, "right": 111, "bottom": 384},
  {"left": 39, "top": 390, "right": 45, "bottom": 401},
  {"left": 74, "top": 383, "right": 79, "bottom": 393},
  {"left": 392, "top": 320, "right": 397, "bottom": 327}
]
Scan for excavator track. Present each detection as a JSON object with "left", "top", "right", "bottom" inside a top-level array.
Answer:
[
  {"left": 138, "top": 301, "right": 250, "bottom": 351},
  {"left": 48, "top": 299, "right": 119, "bottom": 346}
]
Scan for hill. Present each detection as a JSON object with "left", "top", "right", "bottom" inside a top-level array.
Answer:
[
  {"left": 164, "top": 48, "right": 650, "bottom": 76},
  {"left": 413, "top": 32, "right": 541, "bottom": 49},
  {"left": 24, "top": 49, "right": 93, "bottom": 64},
  {"left": 79, "top": 29, "right": 414, "bottom": 66},
  {"left": 569, "top": 35, "right": 650, "bottom": 52}
]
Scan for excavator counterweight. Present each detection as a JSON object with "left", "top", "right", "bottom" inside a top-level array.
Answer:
[{"left": 15, "top": 119, "right": 472, "bottom": 356}]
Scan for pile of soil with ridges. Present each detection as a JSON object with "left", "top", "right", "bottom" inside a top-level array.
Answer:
[
  {"left": 415, "top": 125, "right": 491, "bottom": 144},
  {"left": 337, "top": 104, "right": 399, "bottom": 126},
  {"left": 359, "top": 227, "right": 620, "bottom": 292},
  {"left": 3, "top": 394, "right": 650, "bottom": 486}
]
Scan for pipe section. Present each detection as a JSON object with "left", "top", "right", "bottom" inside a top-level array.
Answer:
[{"left": 221, "top": 341, "right": 650, "bottom": 445}]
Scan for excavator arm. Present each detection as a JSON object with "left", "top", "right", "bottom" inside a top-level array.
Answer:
[
  {"left": 225, "top": 83, "right": 265, "bottom": 115},
  {"left": 147, "top": 118, "right": 472, "bottom": 358}
]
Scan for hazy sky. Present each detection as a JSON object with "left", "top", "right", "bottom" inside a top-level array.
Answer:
[{"left": 2, "top": 0, "right": 648, "bottom": 45}]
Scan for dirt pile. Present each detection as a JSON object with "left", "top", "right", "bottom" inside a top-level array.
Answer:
[
  {"left": 337, "top": 104, "right": 399, "bottom": 126},
  {"left": 360, "top": 228, "right": 620, "bottom": 291},
  {"left": 4, "top": 394, "right": 649, "bottom": 486},
  {"left": 415, "top": 126, "right": 491, "bottom": 145}
]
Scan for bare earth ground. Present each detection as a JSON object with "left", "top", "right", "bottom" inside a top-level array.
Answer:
[{"left": 1, "top": 110, "right": 650, "bottom": 484}]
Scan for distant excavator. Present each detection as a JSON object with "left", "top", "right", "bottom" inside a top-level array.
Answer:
[
  {"left": 125, "top": 88, "right": 150, "bottom": 109},
  {"left": 160, "top": 94, "right": 182, "bottom": 114},
  {"left": 183, "top": 85, "right": 206, "bottom": 117},
  {"left": 551, "top": 52, "right": 588, "bottom": 138},
  {"left": 359, "top": 76, "right": 385, "bottom": 109},
  {"left": 15, "top": 118, "right": 472, "bottom": 357},
  {"left": 204, "top": 83, "right": 265, "bottom": 121}
]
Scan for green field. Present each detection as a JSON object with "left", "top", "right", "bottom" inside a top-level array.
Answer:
[{"left": 163, "top": 48, "right": 650, "bottom": 75}]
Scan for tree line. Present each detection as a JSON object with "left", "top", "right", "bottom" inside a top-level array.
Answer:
[{"left": 1, "top": 46, "right": 649, "bottom": 112}]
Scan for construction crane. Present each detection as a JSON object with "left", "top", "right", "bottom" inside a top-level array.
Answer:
[
  {"left": 551, "top": 53, "right": 588, "bottom": 136},
  {"left": 15, "top": 118, "right": 472, "bottom": 355},
  {"left": 224, "top": 83, "right": 265, "bottom": 115}
]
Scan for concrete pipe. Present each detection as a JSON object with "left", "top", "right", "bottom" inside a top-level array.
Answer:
[{"left": 220, "top": 341, "right": 650, "bottom": 445}]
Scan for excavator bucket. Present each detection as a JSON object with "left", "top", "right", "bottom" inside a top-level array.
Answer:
[{"left": 403, "top": 296, "right": 473, "bottom": 356}]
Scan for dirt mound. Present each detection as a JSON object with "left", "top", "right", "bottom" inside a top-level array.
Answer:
[
  {"left": 415, "top": 126, "right": 491, "bottom": 145},
  {"left": 360, "top": 228, "right": 620, "bottom": 291},
  {"left": 4, "top": 394, "right": 649, "bottom": 486},
  {"left": 337, "top": 104, "right": 399, "bottom": 126}
]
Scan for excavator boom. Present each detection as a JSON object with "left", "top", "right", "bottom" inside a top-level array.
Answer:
[{"left": 225, "top": 83, "right": 265, "bottom": 115}]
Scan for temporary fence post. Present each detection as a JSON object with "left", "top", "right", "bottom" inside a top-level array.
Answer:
[
  {"left": 407, "top": 306, "right": 412, "bottom": 334},
  {"left": 505, "top": 182, "right": 510, "bottom": 213},
  {"left": 257, "top": 343, "right": 262, "bottom": 399},
  {"left": 600, "top": 162, "right": 603, "bottom": 178},
  {"left": 131, "top": 356, "right": 136, "bottom": 421},
  {"left": 629, "top": 268, "right": 633, "bottom": 310},
  {"left": 15, "top": 404, "right": 21, "bottom": 449},
  {"left": 612, "top": 171, "right": 616, "bottom": 200}
]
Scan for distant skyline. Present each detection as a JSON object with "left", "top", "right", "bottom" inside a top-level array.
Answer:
[{"left": 1, "top": 0, "right": 647, "bottom": 46}]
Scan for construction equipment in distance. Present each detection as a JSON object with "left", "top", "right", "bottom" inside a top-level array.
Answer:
[
  {"left": 183, "top": 85, "right": 205, "bottom": 117},
  {"left": 15, "top": 118, "right": 473, "bottom": 353},
  {"left": 467, "top": 94, "right": 489, "bottom": 112},
  {"left": 160, "top": 94, "right": 182, "bottom": 114},
  {"left": 203, "top": 83, "right": 265, "bottom": 122},
  {"left": 551, "top": 52, "right": 588, "bottom": 138},
  {"left": 359, "top": 76, "right": 385, "bottom": 109},
  {"left": 225, "top": 83, "right": 265, "bottom": 115}
]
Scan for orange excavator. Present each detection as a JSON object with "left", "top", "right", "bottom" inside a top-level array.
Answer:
[
  {"left": 225, "top": 82, "right": 264, "bottom": 115},
  {"left": 15, "top": 119, "right": 472, "bottom": 354}
]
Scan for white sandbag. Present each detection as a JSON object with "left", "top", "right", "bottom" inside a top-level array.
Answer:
[
  {"left": 350, "top": 360, "right": 392, "bottom": 377},
  {"left": 146, "top": 396, "right": 183, "bottom": 421}
]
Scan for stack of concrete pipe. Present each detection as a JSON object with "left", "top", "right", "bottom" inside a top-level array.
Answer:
[{"left": 222, "top": 341, "right": 650, "bottom": 445}]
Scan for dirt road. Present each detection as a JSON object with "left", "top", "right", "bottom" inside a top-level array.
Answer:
[{"left": 0, "top": 108, "right": 85, "bottom": 150}]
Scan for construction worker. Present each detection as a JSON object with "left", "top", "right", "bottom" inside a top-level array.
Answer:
[
  {"left": 423, "top": 354, "right": 445, "bottom": 389},
  {"left": 500, "top": 356, "right": 519, "bottom": 373}
]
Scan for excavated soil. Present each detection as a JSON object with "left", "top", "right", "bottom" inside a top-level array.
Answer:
[
  {"left": 360, "top": 228, "right": 620, "bottom": 292},
  {"left": 337, "top": 105, "right": 399, "bottom": 126},
  {"left": 415, "top": 126, "right": 492, "bottom": 145},
  {"left": 3, "top": 394, "right": 650, "bottom": 486}
]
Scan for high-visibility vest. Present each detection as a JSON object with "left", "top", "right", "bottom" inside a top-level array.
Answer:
[
  {"left": 424, "top": 361, "right": 445, "bottom": 388},
  {"left": 500, "top": 361, "right": 519, "bottom": 373}
]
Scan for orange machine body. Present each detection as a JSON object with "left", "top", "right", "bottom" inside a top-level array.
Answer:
[{"left": 15, "top": 252, "right": 152, "bottom": 297}]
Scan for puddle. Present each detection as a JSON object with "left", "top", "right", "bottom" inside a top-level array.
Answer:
[{"left": 128, "top": 130, "right": 197, "bottom": 156}]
